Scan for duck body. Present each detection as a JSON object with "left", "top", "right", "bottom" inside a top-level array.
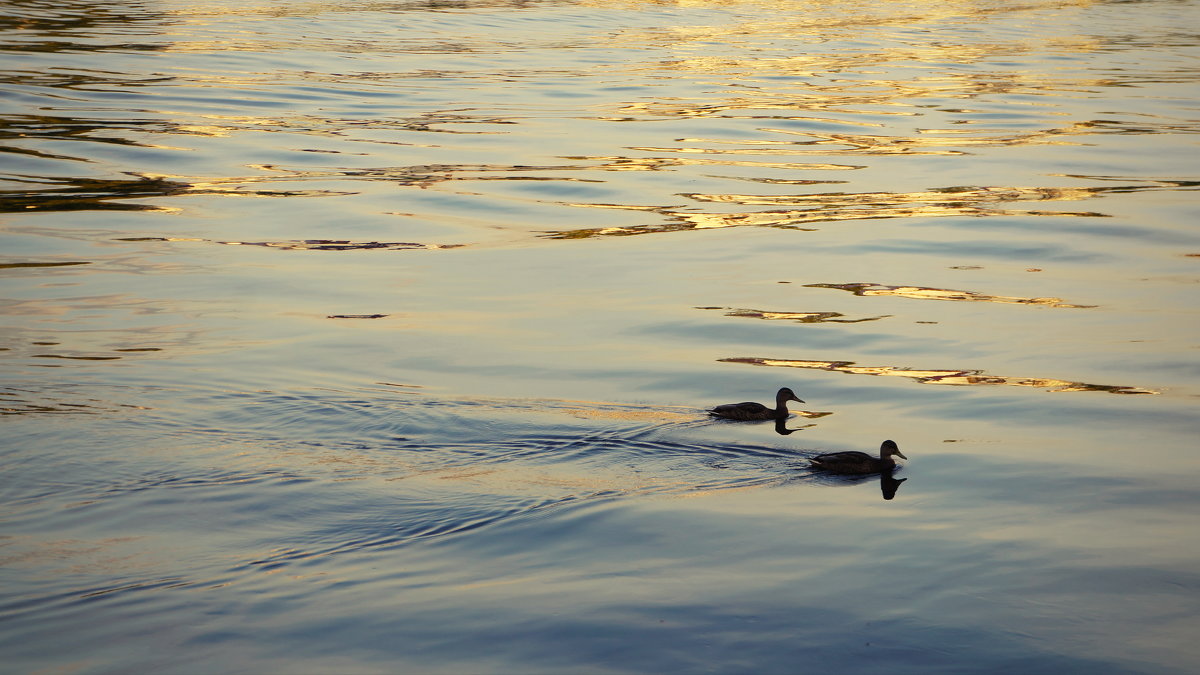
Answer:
[
  {"left": 709, "top": 387, "right": 804, "bottom": 421},
  {"left": 811, "top": 440, "right": 907, "bottom": 474},
  {"left": 708, "top": 400, "right": 776, "bottom": 420}
]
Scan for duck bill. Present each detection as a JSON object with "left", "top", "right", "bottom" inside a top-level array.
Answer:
[{"left": 894, "top": 450, "right": 908, "bottom": 460}]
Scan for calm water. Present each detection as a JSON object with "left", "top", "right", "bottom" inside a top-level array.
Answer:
[{"left": 2, "top": 0, "right": 1199, "bottom": 672}]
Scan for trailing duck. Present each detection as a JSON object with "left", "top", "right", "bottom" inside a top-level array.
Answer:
[{"left": 810, "top": 440, "right": 907, "bottom": 474}]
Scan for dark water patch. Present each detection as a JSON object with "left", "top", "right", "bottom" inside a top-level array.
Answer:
[
  {"left": 0, "top": 383, "right": 157, "bottom": 416},
  {"left": 0, "top": 67, "right": 175, "bottom": 91},
  {"left": 0, "top": 172, "right": 193, "bottom": 212},
  {"left": 0, "top": 114, "right": 177, "bottom": 160},
  {"left": 0, "top": 39, "right": 165, "bottom": 54},
  {"left": 1058, "top": 174, "right": 1200, "bottom": 188},
  {"left": 0, "top": 261, "right": 91, "bottom": 269},
  {"left": 0, "top": 171, "right": 356, "bottom": 214},
  {"left": 2, "top": 395, "right": 106, "bottom": 415}
]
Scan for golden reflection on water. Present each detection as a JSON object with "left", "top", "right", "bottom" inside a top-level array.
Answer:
[
  {"left": 1, "top": 1, "right": 1197, "bottom": 673},
  {"left": 684, "top": 123, "right": 1101, "bottom": 153},
  {"left": 805, "top": 282, "right": 1096, "bottom": 308},
  {"left": 542, "top": 179, "right": 1197, "bottom": 238},
  {"left": 698, "top": 307, "right": 891, "bottom": 323},
  {"left": 720, "top": 357, "right": 1158, "bottom": 395},
  {"left": 685, "top": 185, "right": 1111, "bottom": 208},
  {"left": 216, "top": 239, "right": 461, "bottom": 251},
  {"left": 566, "top": 156, "right": 857, "bottom": 172}
]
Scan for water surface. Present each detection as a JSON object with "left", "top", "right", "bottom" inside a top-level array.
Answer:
[{"left": 2, "top": 0, "right": 1199, "bottom": 672}]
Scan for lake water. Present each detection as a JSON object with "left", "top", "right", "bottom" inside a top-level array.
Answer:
[{"left": 2, "top": 0, "right": 1199, "bottom": 672}]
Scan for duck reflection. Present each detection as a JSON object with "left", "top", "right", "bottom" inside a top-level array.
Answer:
[
  {"left": 798, "top": 466, "right": 907, "bottom": 501},
  {"left": 773, "top": 417, "right": 815, "bottom": 436},
  {"left": 791, "top": 466, "right": 907, "bottom": 501},
  {"left": 879, "top": 469, "right": 907, "bottom": 501}
]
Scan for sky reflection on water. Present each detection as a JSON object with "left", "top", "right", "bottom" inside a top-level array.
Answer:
[{"left": 2, "top": 0, "right": 1199, "bottom": 672}]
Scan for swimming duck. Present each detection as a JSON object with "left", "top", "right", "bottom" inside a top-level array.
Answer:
[
  {"left": 709, "top": 387, "right": 804, "bottom": 421},
  {"left": 810, "top": 440, "right": 907, "bottom": 474}
]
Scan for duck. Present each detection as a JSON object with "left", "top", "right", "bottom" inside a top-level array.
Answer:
[
  {"left": 810, "top": 440, "right": 907, "bottom": 474},
  {"left": 709, "top": 387, "right": 804, "bottom": 421}
]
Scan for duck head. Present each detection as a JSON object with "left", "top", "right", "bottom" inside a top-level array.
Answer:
[
  {"left": 777, "top": 387, "right": 805, "bottom": 404},
  {"left": 881, "top": 440, "right": 907, "bottom": 460}
]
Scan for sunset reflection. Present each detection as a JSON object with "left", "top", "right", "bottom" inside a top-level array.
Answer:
[
  {"left": 3, "top": 0, "right": 1197, "bottom": 672},
  {"left": 805, "top": 282, "right": 1095, "bottom": 308},
  {"left": 720, "top": 357, "right": 1158, "bottom": 394},
  {"left": 698, "top": 307, "right": 891, "bottom": 323},
  {"left": 542, "top": 179, "right": 1191, "bottom": 238}
]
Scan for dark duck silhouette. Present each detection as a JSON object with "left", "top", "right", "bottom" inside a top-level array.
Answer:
[
  {"left": 773, "top": 417, "right": 813, "bottom": 435},
  {"left": 879, "top": 470, "right": 907, "bottom": 500},
  {"left": 708, "top": 387, "right": 804, "bottom": 421},
  {"left": 810, "top": 440, "right": 907, "bottom": 474}
]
